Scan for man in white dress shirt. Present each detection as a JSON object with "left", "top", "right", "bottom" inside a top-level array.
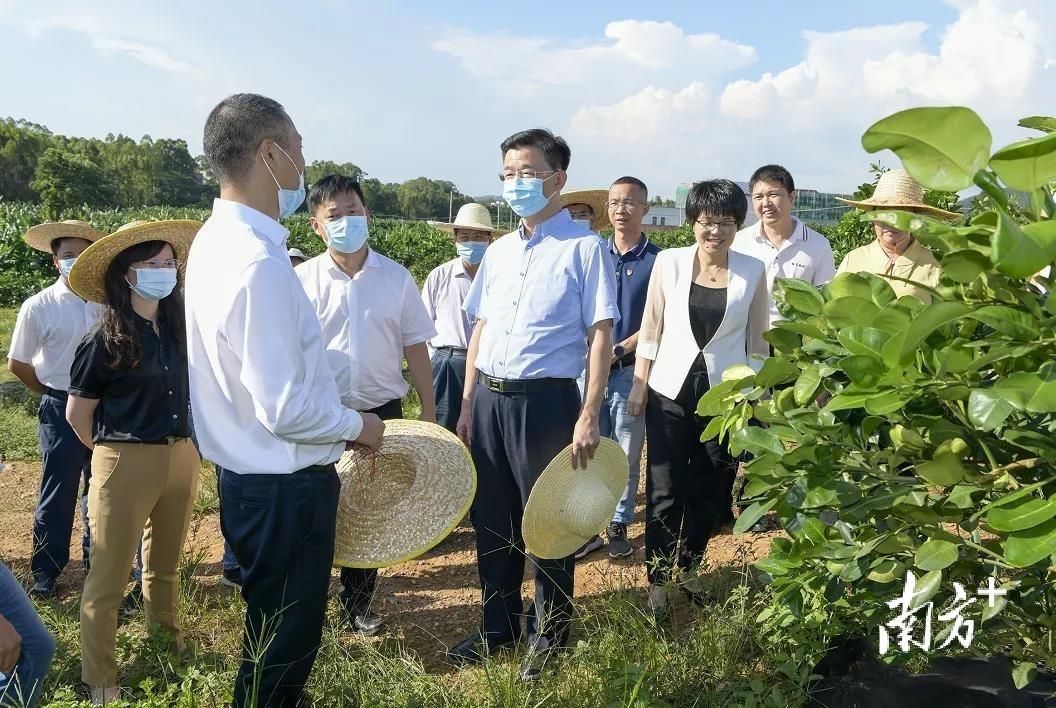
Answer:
[
  {"left": 186, "top": 93, "right": 384, "bottom": 708},
  {"left": 8, "top": 220, "right": 103, "bottom": 598},
  {"left": 298, "top": 173, "right": 437, "bottom": 637},
  {"left": 731, "top": 164, "right": 836, "bottom": 327},
  {"left": 423, "top": 203, "right": 502, "bottom": 432}
]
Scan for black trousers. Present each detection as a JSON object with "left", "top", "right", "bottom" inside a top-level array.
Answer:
[
  {"left": 644, "top": 372, "right": 735, "bottom": 585},
  {"left": 219, "top": 465, "right": 339, "bottom": 708},
  {"left": 470, "top": 381, "right": 580, "bottom": 646},
  {"left": 339, "top": 397, "right": 404, "bottom": 616},
  {"left": 33, "top": 390, "right": 92, "bottom": 580},
  {"left": 431, "top": 348, "right": 467, "bottom": 433}
]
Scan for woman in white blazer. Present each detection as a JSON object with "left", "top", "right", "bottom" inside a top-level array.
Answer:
[{"left": 627, "top": 179, "right": 769, "bottom": 615}]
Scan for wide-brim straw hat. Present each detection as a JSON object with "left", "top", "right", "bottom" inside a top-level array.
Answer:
[
  {"left": 23, "top": 220, "right": 105, "bottom": 253},
  {"left": 334, "top": 419, "right": 476, "bottom": 569},
  {"left": 68, "top": 220, "right": 202, "bottom": 304},
  {"left": 428, "top": 202, "right": 506, "bottom": 237},
  {"left": 836, "top": 169, "right": 961, "bottom": 220},
  {"left": 522, "top": 438, "right": 628, "bottom": 560},
  {"left": 561, "top": 189, "right": 611, "bottom": 232}
]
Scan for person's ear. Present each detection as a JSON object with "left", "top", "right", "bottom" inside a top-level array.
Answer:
[
  {"left": 555, "top": 169, "right": 568, "bottom": 192},
  {"left": 789, "top": 190, "right": 797, "bottom": 207},
  {"left": 309, "top": 216, "right": 326, "bottom": 240}
]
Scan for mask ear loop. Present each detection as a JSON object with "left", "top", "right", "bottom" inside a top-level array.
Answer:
[{"left": 260, "top": 148, "right": 283, "bottom": 190}]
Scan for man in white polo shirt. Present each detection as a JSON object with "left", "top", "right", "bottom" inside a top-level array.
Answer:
[
  {"left": 731, "top": 164, "right": 836, "bottom": 327},
  {"left": 298, "top": 173, "right": 438, "bottom": 637}
]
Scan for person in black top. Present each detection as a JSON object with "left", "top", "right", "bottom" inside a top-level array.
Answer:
[{"left": 64, "top": 220, "right": 201, "bottom": 705}]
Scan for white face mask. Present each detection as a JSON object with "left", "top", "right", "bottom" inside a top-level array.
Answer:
[{"left": 572, "top": 219, "right": 592, "bottom": 230}]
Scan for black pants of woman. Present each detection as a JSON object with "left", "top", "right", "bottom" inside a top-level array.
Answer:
[{"left": 644, "top": 371, "right": 735, "bottom": 585}]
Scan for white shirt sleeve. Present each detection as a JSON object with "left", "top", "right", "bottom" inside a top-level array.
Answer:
[
  {"left": 813, "top": 239, "right": 838, "bottom": 286},
  {"left": 8, "top": 298, "right": 41, "bottom": 365},
  {"left": 747, "top": 264, "right": 771, "bottom": 367},
  {"left": 402, "top": 271, "right": 438, "bottom": 347},
  {"left": 230, "top": 258, "right": 363, "bottom": 444}
]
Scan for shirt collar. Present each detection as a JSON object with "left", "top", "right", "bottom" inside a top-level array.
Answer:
[
  {"left": 211, "top": 198, "right": 288, "bottom": 246},
  {"left": 324, "top": 247, "right": 380, "bottom": 280},
  {"left": 609, "top": 233, "right": 650, "bottom": 259},
  {"left": 517, "top": 208, "right": 574, "bottom": 244},
  {"left": 870, "top": 237, "right": 923, "bottom": 267},
  {"left": 753, "top": 217, "right": 803, "bottom": 244}
]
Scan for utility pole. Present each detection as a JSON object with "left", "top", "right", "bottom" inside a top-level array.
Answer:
[{"left": 449, "top": 189, "right": 454, "bottom": 223}]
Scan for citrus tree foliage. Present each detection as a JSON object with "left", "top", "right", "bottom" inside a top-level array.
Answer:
[{"left": 699, "top": 107, "right": 1056, "bottom": 685}]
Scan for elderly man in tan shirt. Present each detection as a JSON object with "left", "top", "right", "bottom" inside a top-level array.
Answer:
[{"left": 836, "top": 169, "right": 961, "bottom": 303}]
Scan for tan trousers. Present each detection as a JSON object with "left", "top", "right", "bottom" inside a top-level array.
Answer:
[{"left": 80, "top": 438, "right": 199, "bottom": 687}]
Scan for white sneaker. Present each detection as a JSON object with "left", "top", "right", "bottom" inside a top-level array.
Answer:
[{"left": 89, "top": 685, "right": 121, "bottom": 706}]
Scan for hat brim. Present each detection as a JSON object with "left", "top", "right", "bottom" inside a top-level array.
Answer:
[
  {"left": 333, "top": 419, "right": 477, "bottom": 569},
  {"left": 835, "top": 196, "right": 961, "bottom": 221},
  {"left": 23, "top": 222, "right": 105, "bottom": 253},
  {"left": 67, "top": 220, "right": 202, "bottom": 304},
  {"left": 561, "top": 189, "right": 611, "bottom": 233},
  {"left": 522, "top": 438, "right": 628, "bottom": 560},
  {"left": 426, "top": 221, "right": 506, "bottom": 238}
]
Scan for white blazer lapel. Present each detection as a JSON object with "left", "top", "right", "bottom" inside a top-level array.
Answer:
[{"left": 708, "top": 251, "right": 747, "bottom": 346}]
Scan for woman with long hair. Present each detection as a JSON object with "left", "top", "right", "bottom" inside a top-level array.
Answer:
[{"left": 65, "top": 220, "right": 201, "bottom": 706}]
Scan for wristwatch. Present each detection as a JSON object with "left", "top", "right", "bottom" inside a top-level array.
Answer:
[{"left": 613, "top": 344, "right": 626, "bottom": 360}]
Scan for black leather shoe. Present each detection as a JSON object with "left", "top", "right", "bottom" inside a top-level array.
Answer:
[
  {"left": 519, "top": 635, "right": 560, "bottom": 681},
  {"left": 29, "top": 574, "right": 56, "bottom": 599},
  {"left": 445, "top": 632, "right": 517, "bottom": 666}
]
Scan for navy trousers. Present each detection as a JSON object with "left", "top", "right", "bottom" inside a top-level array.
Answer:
[
  {"left": 32, "top": 389, "right": 91, "bottom": 581},
  {"left": 339, "top": 397, "right": 404, "bottom": 617},
  {"left": 470, "top": 381, "right": 580, "bottom": 646},
  {"left": 431, "top": 348, "right": 467, "bottom": 433},
  {"left": 219, "top": 465, "right": 340, "bottom": 708}
]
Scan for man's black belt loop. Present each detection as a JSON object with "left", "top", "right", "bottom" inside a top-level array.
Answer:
[
  {"left": 477, "top": 372, "right": 575, "bottom": 394},
  {"left": 43, "top": 386, "right": 67, "bottom": 400},
  {"left": 436, "top": 346, "right": 469, "bottom": 356}
]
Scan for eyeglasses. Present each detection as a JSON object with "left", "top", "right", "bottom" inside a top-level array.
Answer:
[
  {"left": 498, "top": 169, "right": 558, "bottom": 182},
  {"left": 695, "top": 219, "right": 738, "bottom": 233},
  {"left": 139, "top": 259, "right": 179, "bottom": 269},
  {"left": 607, "top": 199, "right": 646, "bottom": 211},
  {"left": 567, "top": 208, "right": 594, "bottom": 220}
]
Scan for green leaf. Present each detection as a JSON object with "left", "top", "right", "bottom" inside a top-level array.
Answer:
[
  {"left": 985, "top": 480, "right": 1049, "bottom": 510},
  {"left": 763, "top": 327, "right": 800, "bottom": 353},
  {"left": 823, "top": 296, "right": 879, "bottom": 328},
  {"left": 990, "top": 130, "right": 1056, "bottom": 192},
  {"left": 864, "top": 389, "right": 911, "bottom": 416},
  {"left": 837, "top": 326, "right": 886, "bottom": 358},
  {"left": 793, "top": 365, "right": 822, "bottom": 406},
  {"left": 872, "top": 304, "right": 913, "bottom": 334},
  {"left": 1004, "top": 518, "right": 1056, "bottom": 567},
  {"left": 867, "top": 558, "right": 904, "bottom": 584},
  {"left": 968, "top": 388, "right": 1016, "bottom": 430},
  {"left": 941, "top": 249, "right": 991, "bottom": 283},
  {"left": 824, "top": 272, "right": 873, "bottom": 300},
  {"left": 777, "top": 278, "right": 825, "bottom": 316},
  {"left": 840, "top": 355, "right": 886, "bottom": 387},
  {"left": 991, "top": 211, "right": 1056, "bottom": 278},
  {"left": 995, "top": 372, "right": 1056, "bottom": 413},
  {"left": 824, "top": 390, "right": 876, "bottom": 413},
  {"left": 861, "top": 107, "right": 992, "bottom": 191},
  {"left": 1018, "top": 116, "right": 1056, "bottom": 133},
  {"left": 898, "top": 302, "right": 973, "bottom": 362},
  {"left": 1011, "top": 662, "right": 1037, "bottom": 690},
  {"left": 910, "top": 569, "right": 943, "bottom": 609},
  {"left": 969, "top": 305, "right": 1038, "bottom": 340},
  {"left": 733, "top": 426, "right": 785, "bottom": 458},
  {"left": 754, "top": 357, "right": 801, "bottom": 389},
  {"left": 733, "top": 498, "right": 778, "bottom": 534},
  {"left": 915, "top": 456, "right": 964, "bottom": 486},
  {"left": 914, "top": 539, "right": 959, "bottom": 571},
  {"left": 988, "top": 495, "right": 1056, "bottom": 532},
  {"left": 721, "top": 364, "right": 757, "bottom": 383}
]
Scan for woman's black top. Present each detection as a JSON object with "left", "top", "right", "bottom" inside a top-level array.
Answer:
[
  {"left": 69, "top": 314, "right": 189, "bottom": 444},
  {"left": 687, "top": 284, "right": 727, "bottom": 375}
]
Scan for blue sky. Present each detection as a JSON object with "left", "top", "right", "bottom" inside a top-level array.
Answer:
[{"left": 1, "top": 1, "right": 1050, "bottom": 199}]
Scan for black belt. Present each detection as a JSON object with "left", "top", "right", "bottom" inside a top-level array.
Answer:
[
  {"left": 610, "top": 352, "right": 636, "bottom": 370},
  {"left": 43, "top": 386, "right": 68, "bottom": 399},
  {"left": 435, "top": 346, "right": 468, "bottom": 356},
  {"left": 478, "top": 372, "right": 575, "bottom": 394}
]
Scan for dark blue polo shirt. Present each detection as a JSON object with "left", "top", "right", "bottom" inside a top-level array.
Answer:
[{"left": 609, "top": 234, "right": 661, "bottom": 350}]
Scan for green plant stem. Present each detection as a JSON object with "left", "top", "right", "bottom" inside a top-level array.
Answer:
[{"left": 963, "top": 540, "right": 1017, "bottom": 570}]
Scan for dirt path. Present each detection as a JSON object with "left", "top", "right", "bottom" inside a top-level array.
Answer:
[{"left": 0, "top": 459, "right": 777, "bottom": 671}]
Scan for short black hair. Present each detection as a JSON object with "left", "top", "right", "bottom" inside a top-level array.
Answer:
[
  {"left": 685, "top": 179, "right": 748, "bottom": 226},
  {"left": 203, "top": 93, "right": 292, "bottom": 183},
  {"left": 306, "top": 174, "right": 367, "bottom": 216},
  {"left": 500, "top": 129, "right": 571, "bottom": 171},
  {"left": 611, "top": 175, "right": 648, "bottom": 200},
  {"left": 49, "top": 237, "right": 89, "bottom": 256},
  {"left": 749, "top": 164, "right": 795, "bottom": 194}
]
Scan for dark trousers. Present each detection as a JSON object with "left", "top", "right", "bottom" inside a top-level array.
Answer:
[
  {"left": 339, "top": 397, "right": 404, "bottom": 617},
  {"left": 470, "top": 382, "right": 580, "bottom": 646},
  {"left": 32, "top": 389, "right": 91, "bottom": 580},
  {"left": 219, "top": 465, "right": 340, "bottom": 708},
  {"left": 431, "top": 348, "right": 467, "bottom": 433},
  {"left": 644, "top": 373, "right": 735, "bottom": 585}
]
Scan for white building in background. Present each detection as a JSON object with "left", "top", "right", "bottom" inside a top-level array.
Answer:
[{"left": 645, "top": 206, "right": 683, "bottom": 228}]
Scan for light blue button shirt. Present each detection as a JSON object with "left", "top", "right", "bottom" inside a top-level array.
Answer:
[{"left": 463, "top": 209, "right": 619, "bottom": 380}]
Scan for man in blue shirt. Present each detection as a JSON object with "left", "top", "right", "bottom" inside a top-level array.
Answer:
[
  {"left": 446, "top": 128, "right": 619, "bottom": 681},
  {"left": 575, "top": 176, "right": 660, "bottom": 561}
]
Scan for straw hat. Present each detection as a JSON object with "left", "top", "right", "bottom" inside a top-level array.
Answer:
[
  {"left": 561, "top": 189, "right": 611, "bottom": 232},
  {"left": 67, "top": 220, "right": 202, "bottom": 303},
  {"left": 333, "top": 419, "right": 476, "bottom": 569},
  {"left": 522, "top": 438, "right": 628, "bottom": 560},
  {"left": 23, "top": 220, "right": 105, "bottom": 253},
  {"left": 836, "top": 169, "right": 961, "bottom": 220},
  {"left": 287, "top": 247, "right": 308, "bottom": 261},
  {"left": 428, "top": 203, "right": 506, "bottom": 237}
]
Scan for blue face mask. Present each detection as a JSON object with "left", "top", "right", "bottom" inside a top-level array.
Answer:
[
  {"left": 262, "top": 143, "right": 305, "bottom": 219},
  {"left": 503, "top": 175, "right": 556, "bottom": 218},
  {"left": 456, "top": 240, "right": 488, "bottom": 264},
  {"left": 572, "top": 219, "right": 592, "bottom": 231},
  {"left": 58, "top": 257, "right": 77, "bottom": 278},
  {"left": 128, "top": 268, "right": 178, "bottom": 301},
  {"left": 324, "top": 215, "right": 369, "bottom": 253}
]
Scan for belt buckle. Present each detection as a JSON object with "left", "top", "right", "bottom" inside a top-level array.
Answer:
[{"left": 486, "top": 377, "right": 502, "bottom": 393}]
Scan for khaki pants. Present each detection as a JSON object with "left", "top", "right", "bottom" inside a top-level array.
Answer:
[{"left": 80, "top": 438, "right": 199, "bottom": 687}]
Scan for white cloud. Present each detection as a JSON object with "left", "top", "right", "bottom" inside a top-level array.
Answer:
[{"left": 90, "top": 37, "right": 197, "bottom": 74}]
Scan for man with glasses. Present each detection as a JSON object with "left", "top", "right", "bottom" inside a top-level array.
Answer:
[
  {"left": 574, "top": 177, "right": 659, "bottom": 561},
  {"left": 446, "top": 128, "right": 618, "bottom": 681}
]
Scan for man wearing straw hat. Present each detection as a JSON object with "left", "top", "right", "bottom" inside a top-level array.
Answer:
[
  {"left": 561, "top": 189, "right": 610, "bottom": 233},
  {"left": 299, "top": 173, "right": 438, "bottom": 637},
  {"left": 7, "top": 220, "right": 103, "bottom": 599},
  {"left": 287, "top": 247, "right": 308, "bottom": 267},
  {"left": 186, "top": 93, "right": 385, "bottom": 708},
  {"left": 835, "top": 168, "right": 960, "bottom": 304},
  {"left": 446, "top": 128, "right": 619, "bottom": 681},
  {"left": 423, "top": 203, "right": 504, "bottom": 433}
]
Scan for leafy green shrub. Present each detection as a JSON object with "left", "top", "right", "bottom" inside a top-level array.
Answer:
[{"left": 699, "top": 107, "right": 1056, "bottom": 685}]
